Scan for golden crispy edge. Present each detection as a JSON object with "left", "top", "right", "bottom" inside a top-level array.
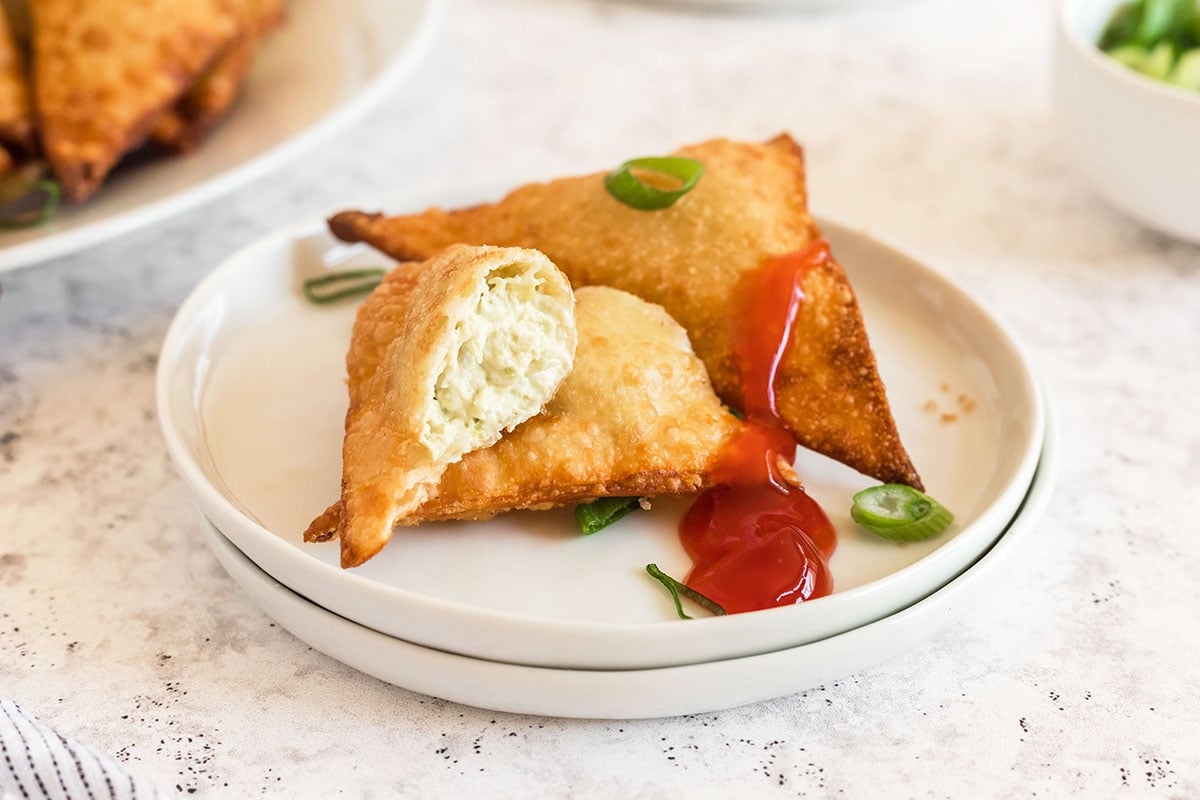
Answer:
[
  {"left": 786, "top": 245, "right": 922, "bottom": 489},
  {"left": 303, "top": 501, "right": 340, "bottom": 543},
  {"left": 326, "top": 135, "right": 922, "bottom": 489},
  {"left": 404, "top": 474, "right": 710, "bottom": 524},
  {"left": 334, "top": 259, "right": 443, "bottom": 567},
  {"left": 304, "top": 472, "right": 711, "bottom": 538}
]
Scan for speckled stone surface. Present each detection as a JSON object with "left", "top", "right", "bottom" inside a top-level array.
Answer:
[{"left": 2, "top": 0, "right": 1199, "bottom": 796}]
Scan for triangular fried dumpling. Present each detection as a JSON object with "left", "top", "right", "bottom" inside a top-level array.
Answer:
[
  {"left": 326, "top": 135, "right": 923, "bottom": 489},
  {"left": 30, "top": 0, "right": 244, "bottom": 200},
  {"left": 331, "top": 245, "right": 576, "bottom": 567},
  {"left": 150, "top": 0, "right": 283, "bottom": 152},
  {"left": 149, "top": 38, "right": 255, "bottom": 153},
  {"left": 304, "top": 285, "right": 743, "bottom": 541},
  {"left": 409, "top": 286, "right": 745, "bottom": 524},
  {"left": 0, "top": 6, "right": 32, "bottom": 153}
]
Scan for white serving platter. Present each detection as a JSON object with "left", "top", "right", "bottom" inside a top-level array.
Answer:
[
  {"left": 0, "top": 0, "right": 441, "bottom": 273},
  {"left": 157, "top": 187, "right": 1043, "bottom": 670},
  {"left": 199, "top": 412, "right": 1057, "bottom": 720}
]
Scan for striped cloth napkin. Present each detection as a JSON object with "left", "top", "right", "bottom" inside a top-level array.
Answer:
[{"left": 1, "top": 699, "right": 166, "bottom": 800}]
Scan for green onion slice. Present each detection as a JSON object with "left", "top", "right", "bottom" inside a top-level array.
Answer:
[
  {"left": 604, "top": 156, "right": 704, "bottom": 211},
  {"left": 1169, "top": 47, "right": 1200, "bottom": 88},
  {"left": 1099, "top": 0, "right": 1200, "bottom": 88},
  {"left": 302, "top": 268, "right": 386, "bottom": 304},
  {"left": 575, "top": 496, "right": 642, "bottom": 535},
  {"left": 645, "top": 563, "right": 727, "bottom": 620},
  {"left": 0, "top": 163, "right": 61, "bottom": 230},
  {"left": 1134, "top": 0, "right": 1190, "bottom": 47},
  {"left": 851, "top": 484, "right": 954, "bottom": 542},
  {"left": 1100, "top": 1, "right": 1144, "bottom": 49}
]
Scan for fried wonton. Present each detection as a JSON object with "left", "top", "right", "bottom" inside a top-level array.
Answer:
[
  {"left": 149, "top": 39, "right": 257, "bottom": 153},
  {"left": 328, "top": 244, "right": 577, "bottom": 568},
  {"left": 0, "top": 5, "right": 31, "bottom": 152},
  {"left": 151, "top": 0, "right": 284, "bottom": 152},
  {"left": 30, "top": 0, "right": 246, "bottom": 201},
  {"left": 327, "top": 135, "right": 923, "bottom": 488},
  {"left": 304, "top": 285, "right": 744, "bottom": 543}
]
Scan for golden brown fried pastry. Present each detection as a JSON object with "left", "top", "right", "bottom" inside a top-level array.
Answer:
[
  {"left": 304, "top": 285, "right": 743, "bottom": 541},
  {"left": 151, "top": 0, "right": 283, "bottom": 152},
  {"left": 150, "top": 39, "right": 257, "bottom": 153},
  {"left": 330, "top": 244, "right": 577, "bottom": 568},
  {"left": 0, "top": 5, "right": 31, "bottom": 151},
  {"left": 30, "top": 0, "right": 246, "bottom": 201},
  {"left": 411, "top": 286, "right": 745, "bottom": 523},
  {"left": 327, "top": 135, "right": 922, "bottom": 488}
]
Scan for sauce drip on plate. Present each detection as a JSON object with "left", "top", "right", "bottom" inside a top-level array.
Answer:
[{"left": 679, "top": 241, "right": 837, "bottom": 613}]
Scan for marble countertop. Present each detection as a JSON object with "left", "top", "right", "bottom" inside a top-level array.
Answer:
[{"left": 2, "top": 0, "right": 1199, "bottom": 796}]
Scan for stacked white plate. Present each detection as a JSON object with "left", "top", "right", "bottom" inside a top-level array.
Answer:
[{"left": 156, "top": 186, "right": 1054, "bottom": 719}]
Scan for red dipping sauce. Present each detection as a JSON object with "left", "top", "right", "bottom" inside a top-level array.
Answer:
[{"left": 679, "top": 241, "right": 837, "bottom": 614}]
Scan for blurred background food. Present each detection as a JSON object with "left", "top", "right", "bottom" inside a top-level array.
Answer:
[
  {"left": 0, "top": 0, "right": 283, "bottom": 226},
  {"left": 1054, "top": 0, "right": 1200, "bottom": 242},
  {"left": 1099, "top": 0, "right": 1200, "bottom": 90}
]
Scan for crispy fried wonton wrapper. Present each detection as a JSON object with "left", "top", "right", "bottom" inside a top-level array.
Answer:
[
  {"left": 151, "top": 0, "right": 284, "bottom": 152},
  {"left": 0, "top": 5, "right": 32, "bottom": 152},
  {"left": 149, "top": 40, "right": 257, "bottom": 153},
  {"left": 330, "top": 244, "right": 577, "bottom": 568},
  {"left": 305, "top": 285, "right": 744, "bottom": 541},
  {"left": 328, "top": 135, "right": 922, "bottom": 488},
  {"left": 30, "top": 0, "right": 246, "bottom": 201}
]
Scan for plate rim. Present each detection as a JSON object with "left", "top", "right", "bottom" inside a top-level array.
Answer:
[
  {"left": 156, "top": 192, "right": 1045, "bottom": 668},
  {"left": 0, "top": 0, "right": 443, "bottom": 275},
  {"left": 198, "top": 401, "right": 1058, "bottom": 719}
]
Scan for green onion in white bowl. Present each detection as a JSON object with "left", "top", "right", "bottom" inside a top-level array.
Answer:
[
  {"left": 1099, "top": 0, "right": 1200, "bottom": 90},
  {"left": 1054, "top": 0, "right": 1200, "bottom": 242}
]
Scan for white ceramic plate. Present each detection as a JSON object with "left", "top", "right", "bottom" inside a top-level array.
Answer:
[
  {"left": 157, "top": 189, "right": 1043, "bottom": 670},
  {"left": 0, "top": 0, "right": 441, "bottom": 274},
  {"left": 199, "top": 412, "right": 1057, "bottom": 719}
]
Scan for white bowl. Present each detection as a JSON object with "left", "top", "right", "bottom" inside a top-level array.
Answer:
[
  {"left": 156, "top": 186, "right": 1044, "bottom": 670},
  {"left": 1053, "top": 0, "right": 1200, "bottom": 242}
]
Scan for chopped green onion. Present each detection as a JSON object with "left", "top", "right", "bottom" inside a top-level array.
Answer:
[
  {"left": 1134, "top": 0, "right": 1191, "bottom": 46},
  {"left": 1101, "top": 2, "right": 1144, "bottom": 49},
  {"left": 302, "top": 268, "right": 386, "bottom": 304},
  {"left": 851, "top": 484, "right": 954, "bottom": 542},
  {"left": 645, "top": 563, "right": 727, "bottom": 620},
  {"left": 0, "top": 163, "right": 61, "bottom": 230},
  {"left": 727, "top": 406, "right": 744, "bottom": 420},
  {"left": 1099, "top": 0, "right": 1200, "bottom": 89},
  {"left": 1169, "top": 47, "right": 1200, "bottom": 88},
  {"left": 575, "top": 496, "right": 642, "bottom": 535},
  {"left": 1142, "top": 40, "right": 1178, "bottom": 78},
  {"left": 604, "top": 156, "right": 704, "bottom": 211},
  {"left": 1107, "top": 43, "right": 1152, "bottom": 70}
]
